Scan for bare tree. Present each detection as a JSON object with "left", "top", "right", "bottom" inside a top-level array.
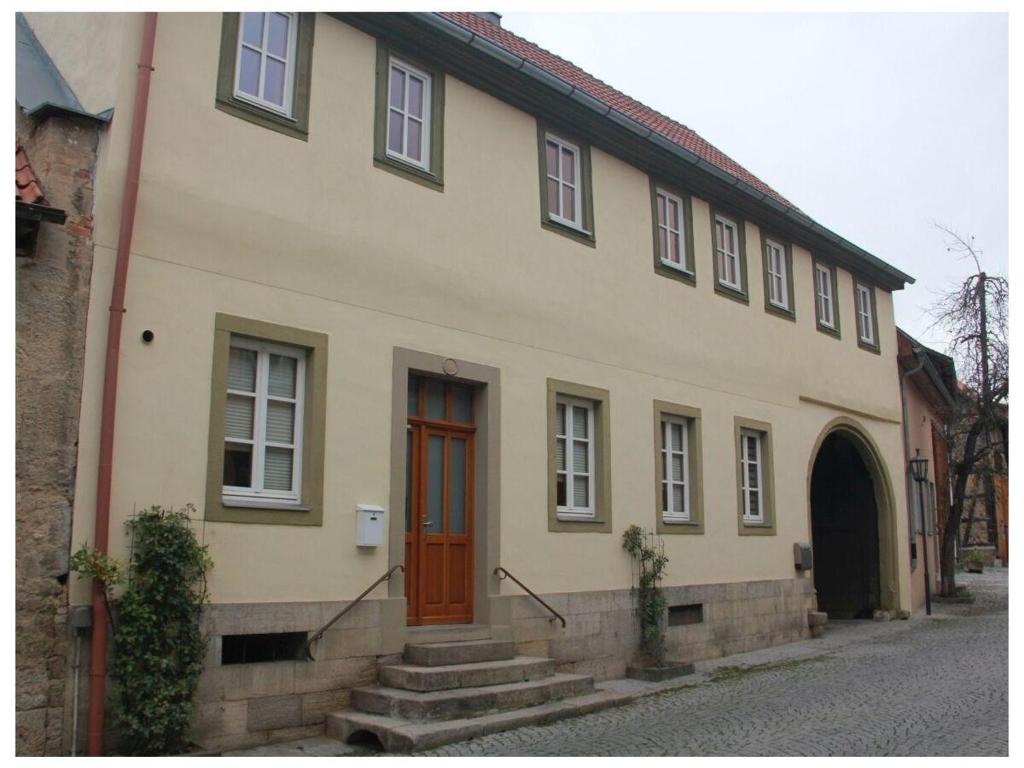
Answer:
[{"left": 930, "top": 226, "right": 1008, "bottom": 595}]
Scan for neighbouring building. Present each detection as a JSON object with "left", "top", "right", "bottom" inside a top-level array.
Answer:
[
  {"left": 15, "top": 13, "right": 109, "bottom": 756},
  {"left": 959, "top": 401, "right": 1009, "bottom": 566},
  {"left": 19, "top": 11, "right": 920, "bottom": 753},
  {"left": 896, "top": 328, "right": 956, "bottom": 610}
]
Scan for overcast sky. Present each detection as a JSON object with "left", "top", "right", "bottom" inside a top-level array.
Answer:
[{"left": 500, "top": 11, "right": 1008, "bottom": 357}]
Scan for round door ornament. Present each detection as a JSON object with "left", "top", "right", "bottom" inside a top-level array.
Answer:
[{"left": 442, "top": 358, "right": 459, "bottom": 376}]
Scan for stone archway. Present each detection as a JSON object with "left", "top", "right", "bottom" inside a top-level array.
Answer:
[{"left": 807, "top": 418, "right": 900, "bottom": 617}]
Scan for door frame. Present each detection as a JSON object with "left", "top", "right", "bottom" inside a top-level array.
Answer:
[{"left": 388, "top": 348, "right": 501, "bottom": 627}]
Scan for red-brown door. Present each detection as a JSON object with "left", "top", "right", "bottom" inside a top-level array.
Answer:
[{"left": 405, "top": 376, "right": 475, "bottom": 625}]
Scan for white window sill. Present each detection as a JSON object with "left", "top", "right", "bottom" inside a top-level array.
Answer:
[
  {"left": 223, "top": 496, "right": 308, "bottom": 512},
  {"left": 660, "top": 259, "right": 693, "bottom": 276},
  {"left": 742, "top": 517, "right": 767, "bottom": 526},
  {"left": 662, "top": 516, "right": 694, "bottom": 525},
  {"left": 768, "top": 300, "right": 790, "bottom": 312},
  {"left": 385, "top": 149, "right": 431, "bottom": 174},
  {"left": 232, "top": 90, "right": 295, "bottom": 121},
  {"left": 547, "top": 215, "right": 591, "bottom": 237},
  {"left": 718, "top": 279, "right": 744, "bottom": 293},
  {"left": 556, "top": 510, "right": 597, "bottom": 522}
]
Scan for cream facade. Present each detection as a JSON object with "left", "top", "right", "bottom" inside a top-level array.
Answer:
[{"left": 27, "top": 12, "right": 916, "bottom": 752}]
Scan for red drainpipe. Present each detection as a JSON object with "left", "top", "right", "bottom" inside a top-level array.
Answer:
[{"left": 87, "top": 12, "right": 158, "bottom": 756}]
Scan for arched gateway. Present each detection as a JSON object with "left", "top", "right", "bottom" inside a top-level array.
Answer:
[{"left": 808, "top": 418, "right": 900, "bottom": 618}]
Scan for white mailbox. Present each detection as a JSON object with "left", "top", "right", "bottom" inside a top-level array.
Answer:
[{"left": 356, "top": 504, "right": 385, "bottom": 547}]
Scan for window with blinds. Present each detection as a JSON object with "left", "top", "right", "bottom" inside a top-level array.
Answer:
[
  {"left": 223, "top": 336, "right": 306, "bottom": 504},
  {"left": 739, "top": 429, "right": 764, "bottom": 523},
  {"left": 661, "top": 417, "right": 690, "bottom": 522},
  {"left": 816, "top": 263, "right": 836, "bottom": 329},
  {"left": 656, "top": 188, "right": 687, "bottom": 270},
  {"left": 555, "top": 395, "right": 596, "bottom": 519},
  {"left": 234, "top": 12, "right": 298, "bottom": 116},
  {"left": 715, "top": 214, "right": 742, "bottom": 291},
  {"left": 856, "top": 282, "right": 875, "bottom": 344},
  {"left": 765, "top": 238, "right": 788, "bottom": 309},
  {"left": 386, "top": 56, "right": 432, "bottom": 171},
  {"left": 545, "top": 134, "right": 582, "bottom": 229}
]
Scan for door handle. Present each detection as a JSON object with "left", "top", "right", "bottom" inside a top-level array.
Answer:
[{"left": 423, "top": 520, "right": 433, "bottom": 527}]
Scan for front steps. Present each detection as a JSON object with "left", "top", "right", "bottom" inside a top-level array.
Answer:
[{"left": 326, "top": 637, "right": 633, "bottom": 752}]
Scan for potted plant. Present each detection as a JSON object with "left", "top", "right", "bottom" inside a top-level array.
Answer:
[{"left": 962, "top": 549, "right": 985, "bottom": 574}]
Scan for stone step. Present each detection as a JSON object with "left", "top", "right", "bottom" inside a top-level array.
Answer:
[
  {"left": 405, "top": 624, "right": 492, "bottom": 645},
  {"left": 380, "top": 656, "right": 555, "bottom": 692},
  {"left": 351, "top": 673, "right": 594, "bottom": 721},
  {"left": 403, "top": 639, "right": 515, "bottom": 667},
  {"left": 326, "top": 686, "right": 635, "bottom": 752}
]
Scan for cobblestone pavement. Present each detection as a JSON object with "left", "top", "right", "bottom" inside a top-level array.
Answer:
[
  {"left": 420, "top": 569, "right": 1008, "bottom": 757},
  {"left": 230, "top": 569, "right": 1007, "bottom": 757}
]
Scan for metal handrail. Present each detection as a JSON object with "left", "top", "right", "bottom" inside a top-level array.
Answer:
[
  {"left": 303, "top": 564, "right": 404, "bottom": 661},
  {"left": 494, "top": 566, "right": 566, "bottom": 628}
]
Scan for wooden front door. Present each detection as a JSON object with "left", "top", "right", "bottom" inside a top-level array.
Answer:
[{"left": 405, "top": 375, "right": 475, "bottom": 625}]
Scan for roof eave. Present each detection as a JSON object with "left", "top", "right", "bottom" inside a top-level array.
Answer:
[{"left": 413, "top": 11, "right": 914, "bottom": 291}]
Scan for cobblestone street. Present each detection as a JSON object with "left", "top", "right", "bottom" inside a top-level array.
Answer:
[
  {"left": 420, "top": 569, "right": 1008, "bottom": 757},
  {"left": 232, "top": 569, "right": 1007, "bottom": 758}
]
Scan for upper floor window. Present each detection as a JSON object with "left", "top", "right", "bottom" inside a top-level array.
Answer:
[
  {"left": 815, "top": 262, "right": 840, "bottom": 335},
  {"left": 656, "top": 189, "right": 686, "bottom": 270},
  {"left": 856, "top": 282, "right": 878, "bottom": 349},
  {"left": 215, "top": 13, "right": 315, "bottom": 140},
  {"left": 386, "top": 57, "right": 432, "bottom": 171},
  {"left": 555, "top": 395, "right": 595, "bottom": 519},
  {"left": 545, "top": 134, "right": 582, "bottom": 229},
  {"left": 661, "top": 416, "right": 690, "bottom": 522},
  {"left": 224, "top": 337, "right": 306, "bottom": 505},
  {"left": 715, "top": 215, "right": 742, "bottom": 291},
  {"left": 235, "top": 12, "right": 298, "bottom": 115},
  {"left": 765, "top": 239, "right": 788, "bottom": 309},
  {"left": 537, "top": 125, "right": 595, "bottom": 245},
  {"left": 739, "top": 429, "right": 764, "bottom": 524}
]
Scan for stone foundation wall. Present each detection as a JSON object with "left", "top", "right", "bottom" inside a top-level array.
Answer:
[
  {"left": 186, "top": 577, "right": 813, "bottom": 751},
  {"left": 506, "top": 577, "right": 815, "bottom": 679},
  {"left": 15, "top": 106, "right": 100, "bottom": 756}
]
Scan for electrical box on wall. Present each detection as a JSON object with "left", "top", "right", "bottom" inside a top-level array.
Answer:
[
  {"left": 794, "top": 542, "right": 813, "bottom": 571},
  {"left": 356, "top": 504, "right": 385, "bottom": 547}
]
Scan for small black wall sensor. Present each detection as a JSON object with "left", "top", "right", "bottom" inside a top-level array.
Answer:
[{"left": 141, "top": 330, "right": 155, "bottom": 343}]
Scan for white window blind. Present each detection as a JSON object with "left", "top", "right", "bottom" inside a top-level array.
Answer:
[
  {"left": 661, "top": 417, "right": 690, "bottom": 521},
  {"left": 223, "top": 337, "right": 305, "bottom": 504},
  {"left": 740, "top": 429, "right": 764, "bottom": 523},
  {"left": 555, "top": 395, "right": 595, "bottom": 519}
]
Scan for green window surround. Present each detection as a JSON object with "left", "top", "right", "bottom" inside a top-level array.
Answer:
[
  {"left": 537, "top": 122, "right": 596, "bottom": 247},
  {"left": 710, "top": 206, "right": 750, "bottom": 304},
  {"left": 734, "top": 416, "right": 776, "bottom": 536},
  {"left": 760, "top": 230, "right": 796, "bottom": 321},
  {"left": 653, "top": 401, "right": 704, "bottom": 535},
  {"left": 215, "top": 12, "right": 316, "bottom": 141},
  {"left": 650, "top": 179, "right": 696, "bottom": 286},
  {"left": 373, "top": 40, "right": 446, "bottom": 191},
  {"left": 205, "top": 313, "right": 328, "bottom": 526},
  {"left": 547, "top": 379, "right": 611, "bottom": 532},
  {"left": 813, "top": 257, "right": 842, "bottom": 339},
  {"left": 854, "top": 280, "right": 881, "bottom": 354}
]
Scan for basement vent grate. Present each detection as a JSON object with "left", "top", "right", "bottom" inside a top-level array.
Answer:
[
  {"left": 221, "top": 632, "right": 307, "bottom": 665},
  {"left": 668, "top": 603, "right": 703, "bottom": 626}
]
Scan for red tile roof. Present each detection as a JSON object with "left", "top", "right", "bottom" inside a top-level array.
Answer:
[
  {"left": 440, "top": 12, "right": 797, "bottom": 210},
  {"left": 16, "top": 145, "right": 47, "bottom": 205}
]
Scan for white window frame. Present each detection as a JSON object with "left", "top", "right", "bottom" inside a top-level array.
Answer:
[
  {"left": 765, "top": 238, "right": 789, "bottom": 309},
  {"left": 816, "top": 263, "right": 835, "bottom": 329},
  {"left": 715, "top": 214, "right": 742, "bottom": 291},
  {"left": 739, "top": 429, "right": 764, "bottom": 523},
  {"left": 555, "top": 395, "right": 596, "bottom": 520},
  {"left": 234, "top": 11, "right": 298, "bottom": 117},
  {"left": 545, "top": 134, "right": 584, "bottom": 231},
  {"left": 661, "top": 416, "right": 690, "bottom": 522},
  {"left": 856, "top": 283, "right": 875, "bottom": 345},
  {"left": 656, "top": 188, "right": 689, "bottom": 273},
  {"left": 385, "top": 56, "right": 433, "bottom": 172},
  {"left": 223, "top": 336, "right": 306, "bottom": 505}
]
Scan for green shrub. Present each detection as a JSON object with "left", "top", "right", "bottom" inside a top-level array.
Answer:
[
  {"left": 71, "top": 504, "right": 212, "bottom": 755},
  {"left": 622, "top": 525, "right": 669, "bottom": 665},
  {"left": 961, "top": 550, "right": 985, "bottom": 572}
]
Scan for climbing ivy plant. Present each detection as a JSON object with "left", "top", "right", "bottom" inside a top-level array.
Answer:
[
  {"left": 622, "top": 524, "right": 669, "bottom": 666},
  {"left": 71, "top": 504, "right": 212, "bottom": 755}
]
